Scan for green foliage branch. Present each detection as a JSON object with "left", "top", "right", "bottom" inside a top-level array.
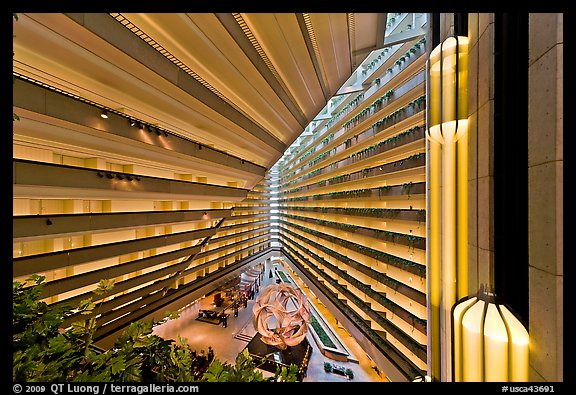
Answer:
[{"left": 13, "top": 275, "right": 297, "bottom": 382}]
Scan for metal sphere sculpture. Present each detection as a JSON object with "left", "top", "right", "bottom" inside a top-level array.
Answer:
[{"left": 252, "top": 282, "right": 311, "bottom": 350}]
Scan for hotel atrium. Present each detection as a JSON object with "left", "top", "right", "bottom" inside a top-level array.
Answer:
[{"left": 12, "top": 13, "right": 563, "bottom": 382}]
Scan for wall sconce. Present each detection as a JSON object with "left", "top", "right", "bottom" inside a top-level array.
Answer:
[
  {"left": 452, "top": 285, "right": 529, "bottom": 381},
  {"left": 100, "top": 110, "right": 109, "bottom": 119},
  {"left": 426, "top": 35, "right": 469, "bottom": 381}
]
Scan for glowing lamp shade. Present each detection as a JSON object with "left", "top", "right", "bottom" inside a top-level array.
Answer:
[
  {"left": 426, "top": 36, "right": 470, "bottom": 381},
  {"left": 453, "top": 290, "right": 529, "bottom": 382},
  {"left": 426, "top": 36, "right": 469, "bottom": 144}
]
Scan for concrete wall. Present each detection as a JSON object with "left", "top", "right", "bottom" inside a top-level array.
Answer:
[
  {"left": 527, "top": 13, "right": 563, "bottom": 382},
  {"left": 467, "top": 13, "right": 496, "bottom": 297},
  {"left": 466, "top": 12, "right": 563, "bottom": 382}
]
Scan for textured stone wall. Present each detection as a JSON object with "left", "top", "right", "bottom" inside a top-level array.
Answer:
[
  {"left": 467, "top": 13, "right": 497, "bottom": 298},
  {"left": 527, "top": 13, "right": 563, "bottom": 382}
]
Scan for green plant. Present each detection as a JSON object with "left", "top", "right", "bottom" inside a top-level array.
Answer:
[
  {"left": 13, "top": 275, "right": 298, "bottom": 382},
  {"left": 323, "top": 362, "right": 332, "bottom": 372},
  {"left": 203, "top": 349, "right": 297, "bottom": 382},
  {"left": 310, "top": 315, "right": 337, "bottom": 349},
  {"left": 276, "top": 270, "right": 290, "bottom": 283},
  {"left": 345, "top": 368, "right": 354, "bottom": 379}
]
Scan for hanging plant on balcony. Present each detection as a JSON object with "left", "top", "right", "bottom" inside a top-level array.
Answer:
[{"left": 402, "top": 182, "right": 414, "bottom": 198}]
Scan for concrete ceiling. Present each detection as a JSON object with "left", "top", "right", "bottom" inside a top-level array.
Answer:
[{"left": 13, "top": 13, "right": 385, "bottom": 169}]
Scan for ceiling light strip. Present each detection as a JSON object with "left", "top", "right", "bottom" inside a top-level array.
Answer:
[
  {"left": 348, "top": 13, "right": 357, "bottom": 69},
  {"left": 232, "top": 13, "right": 283, "bottom": 84},
  {"left": 296, "top": 13, "right": 329, "bottom": 100},
  {"left": 302, "top": 13, "right": 323, "bottom": 67},
  {"left": 348, "top": 13, "right": 356, "bottom": 44},
  {"left": 110, "top": 13, "right": 230, "bottom": 104}
]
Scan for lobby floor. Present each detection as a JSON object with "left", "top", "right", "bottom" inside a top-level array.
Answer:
[{"left": 153, "top": 261, "right": 386, "bottom": 383}]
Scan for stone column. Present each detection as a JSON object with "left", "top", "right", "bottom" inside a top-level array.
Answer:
[{"left": 466, "top": 13, "right": 496, "bottom": 304}]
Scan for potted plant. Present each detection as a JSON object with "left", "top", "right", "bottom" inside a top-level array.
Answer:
[
  {"left": 345, "top": 368, "right": 354, "bottom": 379},
  {"left": 324, "top": 362, "right": 333, "bottom": 373}
]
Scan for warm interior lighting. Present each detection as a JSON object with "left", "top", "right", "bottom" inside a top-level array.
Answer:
[
  {"left": 500, "top": 307, "right": 530, "bottom": 382},
  {"left": 460, "top": 298, "right": 484, "bottom": 381},
  {"left": 100, "top": 110, "right": 108, "bottom": 119},
  {"left": 453, "top": 287, "right": 529, "bottom": 382},
  {"left": 426, "top": 35, "right": 469, "bottom": 381},
  {"left": 426, "top": 120, "right": 469, "bottom": 145},
  {"left": 453, "top": 297, "right": 477, "bottom": 381},
  {"left": 427, "top": 36, "right": 469, "bottom": 139}
]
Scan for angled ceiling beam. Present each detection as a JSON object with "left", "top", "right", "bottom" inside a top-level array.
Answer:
[
  {"left": 295, "top": 13, "right": 331, "bottom": 102},
  {"left": 64, "top": 13, "right": 287, "bottom": 154},
  {"left": 355, "top": 16, "right": 426, "bottom": 57},
  {"left": 215, "top": 13, "right": 309, "bottom": 130},
  {"left": 353, "top": 25, "right": 426, "bottom": 57},
  {"left": 376, "top": 13, "right": 388, "bottom": 48},
  {"left": 348, "top": 13, "right": 387, "bottom": 71},
  {"left": 383, "top": 27, "right": 426, "bottom": 47}
]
